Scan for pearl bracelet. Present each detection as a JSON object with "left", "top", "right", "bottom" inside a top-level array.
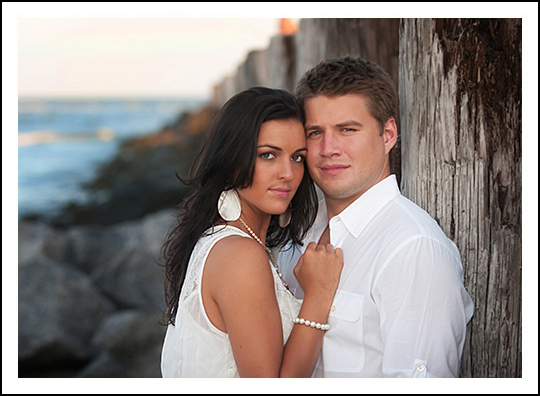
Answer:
[{"left": 293, "top": 317, "right": 331, "bottom": 331}]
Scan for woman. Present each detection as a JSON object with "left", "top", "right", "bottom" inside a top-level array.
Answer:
[{"left": 160, "top": 87, "right": 343, "bottom": 377}]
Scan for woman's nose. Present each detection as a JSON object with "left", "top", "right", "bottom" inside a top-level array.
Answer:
[{"left": 278, "top": 158, "right": 294, "bottom": 180}]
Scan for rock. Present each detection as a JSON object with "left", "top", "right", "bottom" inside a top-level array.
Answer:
[
  {"left": 18, "top": 220, "right": 127, "bottom": 277},
  {"left": 89, "top": 210, "right": 176, "bottom": 310},
  {"left": 90, "top": 240, "right": 165, "bottom": 310},
  {"left": 75, "top": 353, "right": 129, "bottom": 378},
  {"left": 90, "top": 309, "right": 166, "bottom": 377},
  {"left": 167, "top": 104, "right": 216, "bottom": 137},
  {"left": 17, "top": 209, "right": 176, "bottom": 377},
  {"left": 122, "top": 342, "right": 164, "bottom": 378},
  {"left": 48, "top": 145, "right": 191, "bottom": 228},
  {"left": 63, "top": 223, "right": 132, "bottom": 276},
  {"left": 135, "top": 208, "right": 178, "bottom": 256},
  {"left": 18, "top": 210, "right": 176, "bottom": 312},
  {"left": 18, "top": 255, "right": 116, "bottom": 370},
  {"left": 18, "top": 221, "right": 67, "bottom": 265}
]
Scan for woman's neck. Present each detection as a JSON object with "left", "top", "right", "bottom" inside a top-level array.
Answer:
[{"left": 236, "top": 209, "right": 271, "bottom": 244}]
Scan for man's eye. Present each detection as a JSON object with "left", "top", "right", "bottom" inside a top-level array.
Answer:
[{"left": 308, "top": 130, "right": 321, "bottom": 137}]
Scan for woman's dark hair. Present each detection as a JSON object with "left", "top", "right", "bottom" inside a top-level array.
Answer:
[{"left": 162, "top": 87, "right": 318, "bottom": 325}]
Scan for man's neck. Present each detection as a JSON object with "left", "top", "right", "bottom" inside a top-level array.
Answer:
[
  {"left": 318, "top": 226, "right": 331, "bottom": 246},
  {"left": 324, "top": 173, "right": 392, "bottom": 221},
  {"left": 325, "top": 194, "right": 361, "bottom": 220}
]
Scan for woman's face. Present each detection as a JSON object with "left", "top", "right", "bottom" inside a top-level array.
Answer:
[{"left": 238, "top": 118, "right": 307, "bottom": 219}]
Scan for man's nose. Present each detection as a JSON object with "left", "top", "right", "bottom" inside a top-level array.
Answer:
[{"left": 320, "top": 132, "right": 342, "bottom": 157}]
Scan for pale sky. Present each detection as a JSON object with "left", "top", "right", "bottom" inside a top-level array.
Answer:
[
  {"left": 9, "top": 2, "right": 536, "bottom": 101},
  {"left": 17, "top": 17, "right": 286, "bottom": 99}
]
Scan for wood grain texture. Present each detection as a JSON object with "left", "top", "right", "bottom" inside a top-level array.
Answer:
[{"left": 399, "top": 18, "right": 522, "bottom": 378}]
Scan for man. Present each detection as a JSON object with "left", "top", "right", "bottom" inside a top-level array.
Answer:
[{"left": 278, "top": 57, "right": 474, "bottom": 378}]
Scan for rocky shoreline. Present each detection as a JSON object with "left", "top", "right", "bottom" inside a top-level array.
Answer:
[{"left": 18, "top": 105, "right": 217, "bottom": 378}]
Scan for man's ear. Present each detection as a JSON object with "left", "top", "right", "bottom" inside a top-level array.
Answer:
[{"left": 383, "top": 117, "right": 398, "bottom": 155}]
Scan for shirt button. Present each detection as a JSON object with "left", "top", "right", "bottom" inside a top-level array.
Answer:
[
  {"left": 416, "top": 364, "right": 426, "bottom": 372},
  {"left": 331, "top": 306, "right": 336, "bottom": 312}
]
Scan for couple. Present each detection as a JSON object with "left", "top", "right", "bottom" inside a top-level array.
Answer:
[{"left": 160, "top": 57, "right": 474, "bottom": 378}]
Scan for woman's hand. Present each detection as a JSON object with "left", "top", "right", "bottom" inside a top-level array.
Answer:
[
  {"left": 278, "top": 243, "right": 343, "bottom": 377},
  {"left": 293, "top": 242, "right": 343, "bottom": 301}
]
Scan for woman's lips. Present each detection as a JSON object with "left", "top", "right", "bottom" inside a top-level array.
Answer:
[
  {"left": 269, "top": 188, "right": 290, "bottom": 198},
  {"left": 320, "top": 165, "right": 349, "bottom": 175}
]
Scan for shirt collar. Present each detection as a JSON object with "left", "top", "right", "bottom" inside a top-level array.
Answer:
[{"left": 330, "top": 175, "right": 401, "bottom": 238}]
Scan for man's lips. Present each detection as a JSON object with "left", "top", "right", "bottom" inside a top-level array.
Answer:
[
  {"left": 319, "top": 164, "right": 350, "bottom": 175},
  {"left": 269, "top": 188, "right": 291, "bottom": 198}
]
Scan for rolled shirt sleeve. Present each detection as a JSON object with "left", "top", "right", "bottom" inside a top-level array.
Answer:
[{"left": 372, "top": 236, "right": 474, "bottom": 378}]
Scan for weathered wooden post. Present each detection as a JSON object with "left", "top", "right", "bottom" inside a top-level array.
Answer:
[{"left": 399, "top": 18, "right": 522, "bottom": 377}]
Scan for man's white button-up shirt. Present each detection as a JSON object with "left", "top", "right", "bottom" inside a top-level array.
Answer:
[{"left": 278, "top": 175, "right": 474, "bottom": 377}]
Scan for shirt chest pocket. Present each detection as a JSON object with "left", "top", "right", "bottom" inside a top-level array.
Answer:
[{"left": 317, "top": 290, "right": 364, "bottom": 373}]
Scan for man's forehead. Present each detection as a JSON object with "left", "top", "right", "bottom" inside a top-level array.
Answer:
[{"left": 304, "top": 94, "right": 369, "bottom": 124}]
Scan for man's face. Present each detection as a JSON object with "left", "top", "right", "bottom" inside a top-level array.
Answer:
[{"left": 304, "top": 94, "right": 396, "bottom": 214}]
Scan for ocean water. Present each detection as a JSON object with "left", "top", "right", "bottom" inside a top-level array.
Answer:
[{"left": 18, "top": 98, "right": 205, "bottom": 219}]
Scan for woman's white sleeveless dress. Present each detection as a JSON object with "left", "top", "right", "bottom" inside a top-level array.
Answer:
[{"left": 161, "top": 225, "right": 302, "bottom": 377}]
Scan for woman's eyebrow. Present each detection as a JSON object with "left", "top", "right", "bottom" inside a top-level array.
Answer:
[
  {"left": 257, "top": 145, "right": 307, "bottom": 152},
  {"left": 257, "top": 144, "right": 282, "bottom": 151}
]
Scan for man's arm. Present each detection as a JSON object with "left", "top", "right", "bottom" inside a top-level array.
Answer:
[{"left": 372, "top": 236, "right": 474, "bottom": 377}]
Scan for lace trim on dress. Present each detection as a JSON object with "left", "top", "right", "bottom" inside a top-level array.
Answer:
[
  {"left": 180, "top": 226, "right": 230, "bottom": 304},
  {"left": 180, "top": 242, "right": 202, "bottom": 304}
]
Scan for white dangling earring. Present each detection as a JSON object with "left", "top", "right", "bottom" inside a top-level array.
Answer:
[
  {"left": 279, "top": 206, "right": 292, "bottom": 228},
  {"left": 217, "top": 189, "right": 241, "bottom": 221}
]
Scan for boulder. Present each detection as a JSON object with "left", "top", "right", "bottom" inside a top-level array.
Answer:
[
  {"left": 75, "top": 353, "right": 129, "bottom": 378},
  {"left": 89, "top": 210, "right": 176, "bottom": 311},
  {"left": 17, "top": 209, "right": 176, "bottom": 377},
  {"left": 63, "top": 223, "right": 132, "bottom": 276},
  {"left": 18, "top": 210, "right": 176, "bottom": 312},
  {"left": 18, "top": 255, "right": 116, "bottom": 370},
  {"left": 89, "top": 309, "right": 167, "bottom": 377},
  {"left": 18, "top": 220, "right": 128, "bottom": 277},
  {"left": 18, "top": 221, "right": 68, "bottom": 265}
]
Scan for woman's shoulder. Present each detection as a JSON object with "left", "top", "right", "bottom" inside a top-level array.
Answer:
[
  {"left": 208, "top": 232, "right": 269, "bottom": 266},
  {"left": 204, "top": 231, "right": 277, "bottom": 319},
  {"left": 204, "top": 229, "right": 273, "bottom": 283}
]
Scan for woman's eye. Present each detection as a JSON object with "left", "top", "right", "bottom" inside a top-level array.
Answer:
[
  {"left": 260, "top": 152, "right": 275, "bottom": 160},
  {"left": 291, "top": 154, "right": 305, "bottom": 163}
]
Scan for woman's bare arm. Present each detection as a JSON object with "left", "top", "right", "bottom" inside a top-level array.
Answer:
[{"left": 203, "top": 237, "right": 342, "bottom": 378}]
